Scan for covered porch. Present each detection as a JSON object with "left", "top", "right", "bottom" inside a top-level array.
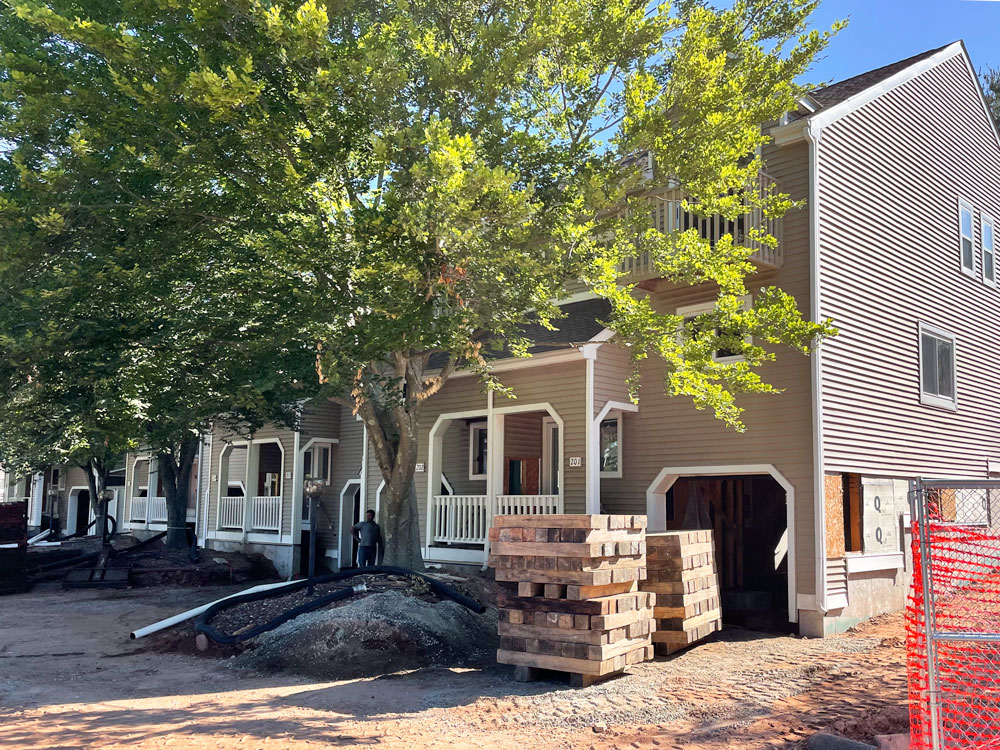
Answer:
[
  {"left": 425, "top": 404, "right": 565, "bottom": 557},
  {"left": 214, "top": 440, "right": 285, "bottom": 534}
]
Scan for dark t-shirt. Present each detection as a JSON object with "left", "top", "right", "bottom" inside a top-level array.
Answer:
[{"left": 352, "top": 520, "right": 381, "bottom": 547}]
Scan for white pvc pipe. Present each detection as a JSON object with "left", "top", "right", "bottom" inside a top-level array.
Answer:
[
  {"left": 27, "top": 529, "right": 51, "bottom": 545},
  {"left": 129, "top": 579, "right": 301, "bottom": 639}
]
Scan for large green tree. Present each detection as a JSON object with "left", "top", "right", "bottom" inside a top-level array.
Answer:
[
  {"left": 1, "top": 0, "right": 839, "bottom": 565},
  {"left": 982, "top": 66, "right": 1000, "bottom": 128}
]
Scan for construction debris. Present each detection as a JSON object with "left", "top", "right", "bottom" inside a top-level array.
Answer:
[
  {"left": 642, "top": 530, "right": 722, "bottom": 655},
  {"left": 490, "top": 514, "right": 654, "bottom": 687}
]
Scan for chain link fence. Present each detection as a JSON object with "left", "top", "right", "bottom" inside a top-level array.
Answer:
[{"left": 908, "top": 479, "right": 1000, "bottom": 750}]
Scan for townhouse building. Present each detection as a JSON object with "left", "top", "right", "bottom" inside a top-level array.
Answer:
[{"left": 110, "top": 41, "right": 1000, "bottom": 637}]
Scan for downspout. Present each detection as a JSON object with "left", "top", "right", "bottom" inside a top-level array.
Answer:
[
  {"left": 804, "top": 119, "right": 829, "bottom": 617},
  {"left": 581, "top": 343, "right": 600, "bottom": 514}
]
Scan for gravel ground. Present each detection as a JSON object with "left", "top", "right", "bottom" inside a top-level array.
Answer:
[{"left": 0, "top": 586, "right": 910, "bottom": 750}]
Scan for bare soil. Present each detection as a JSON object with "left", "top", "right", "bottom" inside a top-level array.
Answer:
[{"left": 0, "top": 585, "right": 910, "bottom": 750}]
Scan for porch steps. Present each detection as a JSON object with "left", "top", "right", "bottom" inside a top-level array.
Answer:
[
  {"left": 491, "top": 514, "right": 655, "bottom": 687},
  {"left": 641, "top": 530, "right": 723, "bottom": 655}
]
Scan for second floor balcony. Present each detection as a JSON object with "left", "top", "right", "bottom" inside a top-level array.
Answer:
[{"left": 617, "top": 171, "right": 783, "bottom": 283}]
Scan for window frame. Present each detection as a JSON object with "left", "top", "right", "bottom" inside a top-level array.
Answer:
[
  {"left": 598, "top": 413, "right": 623, "bottom": 479},
  {"left": 468, "top": 421, "right": 488, "bottom": 481},
  {"left": 959, "top": 198, "right": 976, "bottom": 277},
  {"left": 675, "top": 297, "right": 752, "bottom": 364},
  {"left": 918, "top": 322, "right": 958, "bottom": 411},
  {"left": 983, "top": 211, "right": 997, "bottom": 287},
  {"left": 305, "top": 442, "right": 333, "bottom": 485}
]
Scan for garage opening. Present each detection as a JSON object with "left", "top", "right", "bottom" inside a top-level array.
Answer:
[{"left": 663, "top": 475, "right": 790, "bottom": 631}]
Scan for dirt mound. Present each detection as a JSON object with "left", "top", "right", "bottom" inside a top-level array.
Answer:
[{"left": 229, "top": 589, "right": 498, "bottom": 679}]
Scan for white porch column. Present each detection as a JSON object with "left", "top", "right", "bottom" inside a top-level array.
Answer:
[
  {"left": 243, "top": 441, "right": 259, "bottom": 539},
  {"left": 146, "top": 459, "right": 159, "bottom": 530},
  {"left": 30, "top": 473, "right": 44, "bottom": 527},
  {"left": 483, "top": 391, "right": 501, "bottom": 566}
]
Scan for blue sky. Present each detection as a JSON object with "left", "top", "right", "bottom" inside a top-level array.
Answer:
[{"left": 802, "top": 0, "right": 1000, "bottom": 87}]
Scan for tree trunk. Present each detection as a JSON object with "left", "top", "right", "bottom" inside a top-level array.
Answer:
[
  {"left": 81, "top": 459, "right": 109, "bottom": 537},
  {"left": 362, "top": 405, "right": 425, "bottom": 571},
  {"left": 158, "top": 433, "right": 200, "bottom": 549}
]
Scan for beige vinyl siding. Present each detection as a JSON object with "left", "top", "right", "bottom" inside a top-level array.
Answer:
[
  {"left": 593, "top": 342, "right": 631, "bottom": 416},
  {"left": 319, "top": 410, "right": 366, "bottom": 554},
  {"left": 441, "top": 420, "right": 486, "bottom": 495},
  {"left": 206, "top": 424, "right": 295, "bottom": 537},
  {"left": 598, "top": 139, "right": 817, "bottom": 595},
  {"left": 817, "top": 53, "right": 1000, "bottom": 478},
  {"left": 504, "top": 412, "right": 543, "bottom": 458},
  {"left": 300, "top": 400, "right": 341, "bottom": 443}
]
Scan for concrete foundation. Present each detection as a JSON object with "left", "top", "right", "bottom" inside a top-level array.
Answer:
[{"left": 205, "top": 539, "right": 296, "bottom": 578}]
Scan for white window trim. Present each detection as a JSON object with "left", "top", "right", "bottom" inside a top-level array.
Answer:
[
  {"left": 469, "top": 421, "right": 488, "bottom": 481},
  {"left": 598, "top": 412, "right": 623, "bottom": 479},
  {"left": 304, "top": 442, "right": 333, "bottom": 485},
  {"left": 675, "top": 296, "right": 752, "bottom": 364},
  {"left": 918, "top": 322, "right": 958, "bottom": 411},
  {"left": 982, "top": 211, "right": 997, "bottom": 287},
  {"left": 959, "top": 198, "right": 976, "bottom": 277}
]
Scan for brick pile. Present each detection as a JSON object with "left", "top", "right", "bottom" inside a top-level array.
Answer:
[{"left": 489, "top": 514, "right": 655, "bottom": 686}]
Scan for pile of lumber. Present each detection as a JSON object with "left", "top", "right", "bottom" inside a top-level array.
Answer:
[
  {"left": 490, "top": 514, "right": 654, "bottom": 686},
  {"left": 642, "top": 530, "right": 722, "bottom": 655}
]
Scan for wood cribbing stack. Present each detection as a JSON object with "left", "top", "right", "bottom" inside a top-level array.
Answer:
[
  {"left": 642, "top": 530, "right": 722, "bottom": 655},
  {"left": 489, "top": 514, "right": 655, "bottom": 687}
]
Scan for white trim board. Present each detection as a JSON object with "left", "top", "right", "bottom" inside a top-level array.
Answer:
[{"left": 645, "top": 464, "right": 798, "bottom": 624}]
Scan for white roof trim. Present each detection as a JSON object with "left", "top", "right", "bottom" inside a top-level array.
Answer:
[{"left": 809, "top": 42, "right": 964, "bottom": 130}]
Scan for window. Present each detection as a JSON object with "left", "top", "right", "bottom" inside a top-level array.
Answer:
[
  {"left": 983, "top": 213, "right": 996, "bottom": 285},
  {"left": 599, "top": 415, "right": 622, "bottom": 477},
  {"left": 304, "top": 442, "right": 332, "bottom": 484},
  {"left": 959, "top": 200, "right": 975, "bottom": 275},
  {"left": 469, "top": 422, "right": 488, "bottom": 480},
  {"left": 676, "top": 298, "right": 750, "bottom": 363},
  {"left": 50, "top": 467, "right": 65, "bottom": 491},
  {"left": 919, "top": 323, "right": 957, "bottom": 410}
]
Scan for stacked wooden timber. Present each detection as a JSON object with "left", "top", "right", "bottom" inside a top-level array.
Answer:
[
  {"left": 489, "top": 514, "right": 655, "bottom": 686},
  {"left": 642, "top": 530, "right": 722, "bottom": 655}
]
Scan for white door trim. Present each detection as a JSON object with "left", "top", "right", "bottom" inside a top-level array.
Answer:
[{"left": 645, "top": 463, "right": 798, "bottom": 624}]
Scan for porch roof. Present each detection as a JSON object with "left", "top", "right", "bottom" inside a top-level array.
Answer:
[{"left": 429, "top": 297, "right": 611, "bottom": 369}]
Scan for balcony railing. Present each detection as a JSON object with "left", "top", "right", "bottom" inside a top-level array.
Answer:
[
  {"left": 215, "top": 494, "right": 282, "bottom": 533},
  {"left": 431, "top": 494, "right": 564, "bottom": 545},
  {"left": 618, "top": 171, "right": 783, "bottom": 282}
]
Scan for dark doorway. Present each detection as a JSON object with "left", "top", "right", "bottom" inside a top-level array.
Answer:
[
  {"left": 664, "top": 475, "right": 790, "bottom": 631},
  {"left": 75, "top": 490, "right": 91, "bottom": 535},
  {"left": 349, "top": 487, "right": 362, "bottom": 568}
]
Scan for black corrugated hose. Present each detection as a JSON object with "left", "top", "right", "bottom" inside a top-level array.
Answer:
[{"left": 194, "top": 565, "right": 486, "bottom": 645}]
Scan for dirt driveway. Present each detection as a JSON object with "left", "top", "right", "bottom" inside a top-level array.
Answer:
[{"left": 0, "top": 585, "right": 908, "bottom": 749}]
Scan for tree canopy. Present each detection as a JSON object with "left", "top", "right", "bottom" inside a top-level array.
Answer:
[{"left": 1, "top": 0, "right": 840, "bottom": 563}]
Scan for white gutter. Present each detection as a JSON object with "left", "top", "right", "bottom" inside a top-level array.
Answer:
[{"left": 805, "top": 119, "right": 829, "bottom": 616}]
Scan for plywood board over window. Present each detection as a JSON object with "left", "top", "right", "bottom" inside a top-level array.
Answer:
[{"left": 824, "top": 474, "right": 846, "bottom": 559}]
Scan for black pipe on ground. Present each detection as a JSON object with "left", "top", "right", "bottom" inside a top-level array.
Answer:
[{"left": 194, "top": 566, "right": 485, "bottom": 646}]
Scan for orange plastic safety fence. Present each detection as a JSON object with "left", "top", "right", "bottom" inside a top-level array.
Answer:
[{"left": 907, "top": 518, "right": 1000, "bottom": 750}]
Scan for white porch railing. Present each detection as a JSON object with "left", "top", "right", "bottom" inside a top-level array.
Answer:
[
  {"left": 218, "top": 496, "right": 245, "bottom": 531},
  {"left": 130, "top": 496, "right": 147, "bottom": 522},
  {"left": 431, "top": 494, "right": 563, "bottom": 545},
  {"left": 149, "top": 497, "right": 167, "bottom": 524},
  {"left": 496, "top": 494, "right": 561, "bottom": 515},
  {"left": 251, "top": 495, "right": 281, "bottom": 532}
]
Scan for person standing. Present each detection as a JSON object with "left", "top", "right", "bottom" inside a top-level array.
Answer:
[{"left": 352, "top": 509, "right": 383, "bottom": 568}]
